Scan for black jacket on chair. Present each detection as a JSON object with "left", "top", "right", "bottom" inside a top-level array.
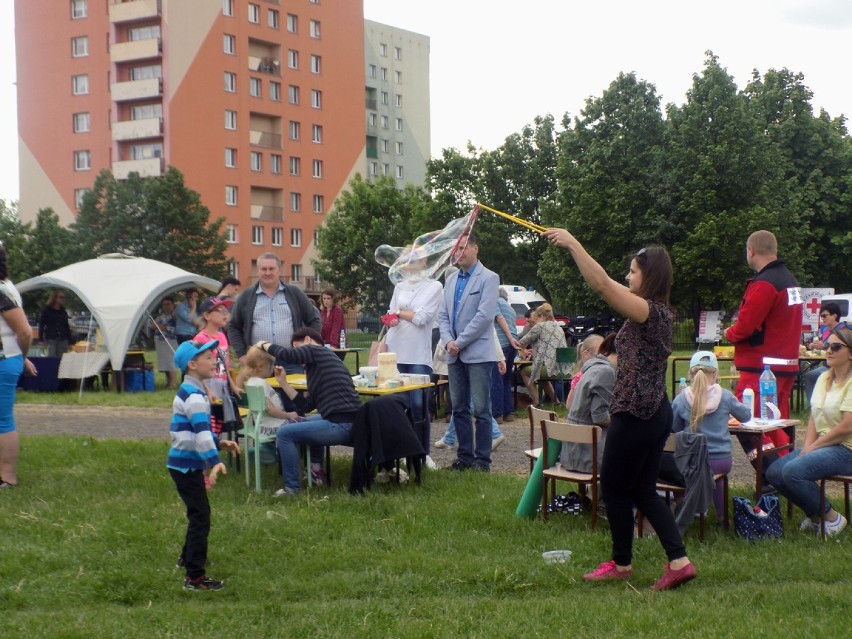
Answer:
[{"left": 349, "top": 395, "right": 425, "bottom": 494}]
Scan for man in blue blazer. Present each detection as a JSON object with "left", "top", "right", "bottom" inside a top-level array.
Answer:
[{"left": 438, "top": 234, "right": 499, "bottom": 470}]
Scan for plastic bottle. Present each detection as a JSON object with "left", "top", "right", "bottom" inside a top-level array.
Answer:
[
  {"left": 742, "top": 388, "right": 755, "bottom": 422},
  {"left": 339, "top": 329, "right": 347, "bottom": 349},
  {"left": 759, "top": 365, "right": 777, "bottom": 420},
  {"left": 678, "top": 377, "right": 687, "bottom": 394}
]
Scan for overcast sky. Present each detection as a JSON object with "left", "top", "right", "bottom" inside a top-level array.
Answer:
[{"left": 2, "top": 0, "right": 850, "bottom": 203}]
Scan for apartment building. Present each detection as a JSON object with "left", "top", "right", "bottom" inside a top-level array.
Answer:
[
  {"left": 15, "top": 0, "right": 367, "bottom": 287},
  {"left": 364, "top": 20, "right": 430, "bottom": 189}
]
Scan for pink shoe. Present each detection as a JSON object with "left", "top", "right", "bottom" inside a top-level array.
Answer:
[
  {"left": 583, "top": 560, "right": 633, "bottom": 581},
  {"left": 651, "top": 562, "right": 696, "bottom": 591}
]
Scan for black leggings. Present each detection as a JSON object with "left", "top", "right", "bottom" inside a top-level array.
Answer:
[{"left": 601, "top": 403, "right": 686, "bottom": 566}]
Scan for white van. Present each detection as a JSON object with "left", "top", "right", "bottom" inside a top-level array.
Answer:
[
  {"left": 818, "top": 294, "right": 852, "bottom": 324},
  {"left": 500, "top": 284, "right": 546, "bottom": 320}
]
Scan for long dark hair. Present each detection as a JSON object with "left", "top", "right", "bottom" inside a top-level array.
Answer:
[{"left": 631, "top": 246, "right": 672, "bottom": 306}]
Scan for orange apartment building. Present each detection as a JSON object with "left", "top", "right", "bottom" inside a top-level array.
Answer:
[{"left": 15, "top": 0, "right": 367, "bottom": 289}]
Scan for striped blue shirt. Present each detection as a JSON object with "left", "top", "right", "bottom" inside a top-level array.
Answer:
[{"left": 167, "top": 376, "right": 222, "bottom": 472}]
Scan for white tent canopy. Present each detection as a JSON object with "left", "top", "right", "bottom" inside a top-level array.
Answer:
[{"left": 17, "top": 254, "right": 220, "bottom": 370}]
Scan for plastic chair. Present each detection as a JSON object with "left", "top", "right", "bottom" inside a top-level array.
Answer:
[
  {"left": 525, "top": 405, "right": 556, "bottom": 472},
  {"left": 536, "top": 347, "right": 577, "bottom": 406},
  {"left": 540, "top": 419, "right": 602, "bottom": 529},
  {"left": 240, "top": 384, "right": 278, "bottom": 492}
]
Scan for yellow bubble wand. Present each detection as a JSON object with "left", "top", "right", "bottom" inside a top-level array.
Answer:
[{"left": 476, "top": 202, "right": 548, "bottom": 234}]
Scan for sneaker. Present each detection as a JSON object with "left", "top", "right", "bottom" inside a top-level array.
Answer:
[
  {"left": 583, "top": 560, "right": 633, "bottom": 582},
  {"left": 495, "top": 416, "right": 504, "bottom": 424},
  {"left": 491, "top": 434, "right": 506, "bottom": 451},
  {"left": 502, "top": 413, "right": 516, "bottom": 423},
  {"left": 274, "top": 487, "right": 300, "bottom": 497},
  {"left": 799, "top": 517, "right": 819, "bottom": 533},
  {"left": 0, "top": 481, "right": 16, "bottom": 490},
  {"left": 434, "top": 438, "right": 453, "bottom": 449},
  {"left": 472, "top": 462, "right": 490, "bottom": 472},
  {"left": 376, "top": 467, "right": 409, "bottom": 483},
  {"left": 450, "top": 459, "right": 472, "bottom": 471},
  {"left": 183, "top": 575, "right": 224, "bottom": 591},
  {"left": 824, "top": 513, "right": 847, "bottom": 537},
  {"left": 650, "top": 562, "right": 696, "bottom": 591},
  {"left": 309, "top": 468, "right": 327, "bottom": 486},
  {"left": 424, "top": 455, "right": 438, "bottom": 470}
]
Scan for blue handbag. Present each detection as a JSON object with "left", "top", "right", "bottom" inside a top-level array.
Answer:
[{"left": 733, "top": 495, "right": 784, "bottom": 542}]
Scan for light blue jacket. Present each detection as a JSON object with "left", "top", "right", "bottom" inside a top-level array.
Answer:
[
  {"left": 671, "top": 386, "right": 751, "bottom": 459},
  {"left": 438, "top": 262, "right": 499, "bottom": 364}
]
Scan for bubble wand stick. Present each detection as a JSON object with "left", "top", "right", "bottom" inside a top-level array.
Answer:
[{"left": 476, "top": 202, "right": 547, "bottom": 234}]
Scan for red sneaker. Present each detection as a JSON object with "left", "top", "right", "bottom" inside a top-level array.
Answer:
[
  {"left": 651, "top": 562, "right": 696, "bottom": 591},
  {"left": 583, "top": 560, "right": 633, "bottom": 581}
]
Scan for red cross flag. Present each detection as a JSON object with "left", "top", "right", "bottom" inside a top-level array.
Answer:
[{"left": 801, "top": 288, "right": 834, "bottom": 330}]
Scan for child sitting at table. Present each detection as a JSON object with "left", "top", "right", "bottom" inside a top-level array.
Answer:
[
  {"left": 242, "top": 346, "right": 305, "bottom": 438},
  {"left": 664, "top": 351, "right": 751, "bottom": 519}
]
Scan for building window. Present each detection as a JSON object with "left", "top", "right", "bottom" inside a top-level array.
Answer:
[
  {"left": 311, "top": 124, "right": 322, "bottom": 143},
  {"left": 226, "top": 224, "right": 237, "bottom": 243},
  {"left": 313, "top": 228, "right": 320, "bottom": 243},
  {"left": 131, "top": 103, "right": 162, "bottom": 120},
  {"left": 312, "top": 159, "right": 323, "bottom": 178},
  {"left": 249, "top": 77, "right": 262, "bottom": 97},
  {"left": 129, "top": 25, "right": 160, "bottom": 42},
  {"left": 130, "top": 64, "right": 162, "bottom": 81},
  {"left": 310, "top": 20, "right": 321, "bottom": 38},
  {"left": 270, "top": 227, "right": 281, "bottom": 246},
  {"left": 369, "top": 161, "right": 378, "bottom": 176},
  {"left": 74, "top": 188, "right": 88, "bottom": 209},
  {"left": 224, "top": 148, "right": 237, "bottom": 168},
  {"left": 286, "top": 13, "right": 298, "bottom": 33},
  {"left": 225, "top": 110, "right": 237, "bottom": 130},
  {"left": 251, "top": 225, "right": 263, "bottom": 245},
  {"left": 226, "top": 185, "right": 238, "bottom": 206},
  {"left": 224, "top": 72, "right": 236, "bottom": 92},
  {"left": 396, "top": 141, "right": 403, "bottom": 155},
  {"left": 395, "top": 94, "right": 402, "bottom": 107},
  {"left": 74, "top": 150, "right": 91, "bottom": 171},
  {"left": 72, "top": 36, "right": 88, "bottom": 57},
  {"left": 380, "top": 91, "right": 388, "bottom": 105},
  {"left": 248, "top": 3, "right": 260, "bottom": 24},
  {"left": 310, "top": 55, "right": 321, "bottom": 74},
  {"left": 381, "top": 67, "right": 388, "bottom": 81},
  {"left": 72, "top": 74, "right": 89, "bottom": 95},
  {"left": 291, "top": 264, "right": 302, "bottom": 283},
  {"left": 396, "top": 165, "right": 404, "bottom": 179},
  {"left": 309, "top": 0, "right": 319, "bottom": 4},
  {"left": 268, "top": 9, "right": 279, "bottom": 29},
  {"left": 312, "top": 194, "right": 324, "bottom": 213},
  {"left": 289, "top": 156, "right": 300, "bottom": 176},
  {"left": 395, "top": 118, "right": 403, "bottom": 131},
  {"left": 379, "top": 43, "right": 387, "bottom": 57},
  {"left": 380, "top": 115, "right": 388, "bottom": 129},
  {"left": 250, "top": 151, "right": 262, "bottom": 172},
  {"left": 288, "top": 85, "right": 299, "bottom": 105},
  {"left": 311, "top": 90, "right": 322, "bottom": 109},
  {"left": 130, "top": 142, "right": 163, "bottom": 160},
  {"left": 382, "top": 163, "right": 390, "bottom": 176},
  {"left": 71, "top": 0, "right": 87, "bottom": 19},
  {"left": 287, "top": 50, "right": 299, "bottom": 69},
  {"left": 290, "top": 192, "right": 301, "bottom": 212},
  {"left": 395, "top": 70, "right": 402, "bottom": 83},
  {"left": 270, "top": 154, "right": 282, "bottom": 174},
  {"left": 73, "top": 112, "right": 90, "bottom": 133},
  {"left": 368, "top": 64, "right": 376, "bottom": 78},
  {"left": 222, "top": 0, "right": 233, "bottom": 17},
  {"left": 368, "top": 113, "right": 377, "bottom": 127},
  {"left": 381, "top": 138, "right": 389, "bottom": 153},
  {"left": 394, "top": 46, "right": 402, "bottom": 60},
  {"left": 223, "top": 34, "right": 235, "bottom": 54},
  {"left": 289, "top": 120, "right": 300, "bottom": 140},
  {"left": 291, "top": 228, "right": 302, "bottom": 247}
]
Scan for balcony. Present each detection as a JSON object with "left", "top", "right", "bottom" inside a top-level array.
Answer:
[
  {"left": 366, "top": 147, "right": 378, "bottom": 159},
  {"left": 109, "top": 0, "right": 161, "bottom": 23},
  {"left": 249, "top": 130, "right": 282, "bottom": 149},
  {"left": 111, "top": 77, "right": 162, "bottom": 101},
  {"left": 113, "top": 157, "right": 163, "bottom": 179},
  {"left": 366, "top": 99, "right": 377, "bottom": 110},
  {"left": 248, "top": 56, "right": 281, "bottom": 76},
  {"left": 111, "top": 38, "right": 161, "bottom": 63},
  {"left": 112, "top": 117, "right": 162, "bottom": 141},
  {"left": 250, "top": 205, "right": 284, "bottom": 221}
]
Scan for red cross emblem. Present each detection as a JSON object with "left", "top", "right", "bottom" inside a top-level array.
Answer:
[{"left": 805, "top": 297, "right": 822, "bottom": 314}]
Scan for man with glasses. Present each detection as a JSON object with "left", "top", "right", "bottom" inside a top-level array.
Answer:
[{"left": 803, "top": 301, "right": 848, "bottom": 401}]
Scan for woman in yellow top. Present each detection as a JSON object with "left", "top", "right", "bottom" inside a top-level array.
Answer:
[{"left": 767, "top": 326, "right": 852, "bottom": 536}]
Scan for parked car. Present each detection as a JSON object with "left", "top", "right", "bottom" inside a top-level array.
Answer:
[{"left": 500, "top": 284, "right": 570, "bottom": 328}]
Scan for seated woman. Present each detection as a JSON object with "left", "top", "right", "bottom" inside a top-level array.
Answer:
[
  {"left": 518, "top": 304, "right": 570, "bottom": 405},
  {"left": 662, "top": 351, "right": 751, "bottom": 519},
  {"left": 242, "top": 346, "right": 304, "bottom": 438},
  {"left": 767, "top": 326, "right": 852, "bottom": 536}
]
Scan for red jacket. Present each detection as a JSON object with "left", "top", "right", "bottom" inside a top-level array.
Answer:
[
  {"left": 725, "top": 259, "right": 802, "bottom": 377},
  {"left": 320, "top": 305, "right": 345, "bottom": 346}
]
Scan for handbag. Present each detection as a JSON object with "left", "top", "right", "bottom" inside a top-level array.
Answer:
[
  {"left": 368, "top": 326, "right": 388, "bottom": 367},
  {"left": 733, "top": 495, "right": 784, "bottom": 542}
]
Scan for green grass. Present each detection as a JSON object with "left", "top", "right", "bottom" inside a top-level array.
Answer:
[{"left": 1, "top": 436, "right": 849, "bottom": 638}]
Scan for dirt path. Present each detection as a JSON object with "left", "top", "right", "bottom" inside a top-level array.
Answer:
[{"left": 16, "top": 403, "right": 794, "bottom": 488}]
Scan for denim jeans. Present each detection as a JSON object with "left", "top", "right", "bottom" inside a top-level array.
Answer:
[
  {"left": 765, "top": 445, "right": 852, "bottom": 517},
  {"left": 441, "top": 403, "right": 503, "bottom": 445},
  {"left": 447, "top": 360, "right": 493, "bottom": 467},
  {"left": 490, "top": 346, "right": 516, "bottom": 418},
  {"left": 276, "top": 414, "right": 353, "bottom": 492},
  {"left": 397, "top": 363, "right": 432, "bottom": 452}
]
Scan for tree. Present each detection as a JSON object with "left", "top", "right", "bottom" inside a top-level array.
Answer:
[
  {"left": 26, "top": 208, "right": 75, "bottom": 282},
  {"left": 313, "top": 176, "right": 433, "bottom": 313},
  {"left": 0, "top": 200, "right": 29, "bottom": 281},
  {"left": 70, "top": 167, "right": 230, "bottom": 278}
]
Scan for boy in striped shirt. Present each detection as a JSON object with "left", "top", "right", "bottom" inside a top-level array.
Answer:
[{"left": 168, "top": 339, "right": 239, "bottom": 591}]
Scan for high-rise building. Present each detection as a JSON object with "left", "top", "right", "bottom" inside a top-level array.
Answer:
[
  {"left": 15, "top": 0, "right": 369, "bottom": 287},
  {"left": 363, "top": 20, "right": 430, "bottom": 188}
]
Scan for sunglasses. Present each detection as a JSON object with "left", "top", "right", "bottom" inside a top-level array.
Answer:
[
  {"left": 826, "top": 343, "right": 848, "bottom": 352},
  {"left": 820, "top": 312, "right": 831, "bottom": 318}
]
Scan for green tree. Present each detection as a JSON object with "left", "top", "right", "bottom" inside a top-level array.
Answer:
[
  {"left": 26, "top": 208, "right": 75, "bottom": 281},
  {"left": 313, "top": 176, "right": 433, "bottom": 313},
  {"left": 0, "top": 200, "right": 29, "bottom": 281},
  {"left": 71, "top": 167, "right": 229, "bottom": 278}
]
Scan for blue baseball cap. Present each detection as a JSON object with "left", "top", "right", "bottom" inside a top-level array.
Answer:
[
  {"left": 689, "top": 350, "right": 718, "bottom": 370},
  {"left": 174, "top": 339, "right": 219, "bottom": 373}
]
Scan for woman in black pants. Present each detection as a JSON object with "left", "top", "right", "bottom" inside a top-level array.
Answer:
[{"left": 544, "top": 228, "right": 695, "bottom": 591}]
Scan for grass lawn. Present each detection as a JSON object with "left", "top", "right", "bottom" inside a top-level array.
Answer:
[{"left": 1, "top": 436, "right": 849, "bottom": 638}]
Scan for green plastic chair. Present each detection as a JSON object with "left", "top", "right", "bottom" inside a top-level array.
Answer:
[
  {"left": 241, "top": 384, "right": 278, "bottom": 492},
  {"left": 537, "top": 347, "right": 577, "bottom": 407}
]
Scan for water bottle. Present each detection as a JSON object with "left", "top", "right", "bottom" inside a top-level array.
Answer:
[
  {"left": 339, "top": 329, "right": 346, "bottom": 349},
  {"left": 759, "top": 365, "right": 777, "bottom": 420},
  {"left": 678, "top": 377, "right": 687, "bottom": 394},
  {"left": 742, "top": 388, "right": 755, "bottom": 422}
]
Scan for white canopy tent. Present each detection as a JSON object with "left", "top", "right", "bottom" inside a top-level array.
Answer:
[{"left": 17, "top": 254, "right": 220, "bottom": 371}]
